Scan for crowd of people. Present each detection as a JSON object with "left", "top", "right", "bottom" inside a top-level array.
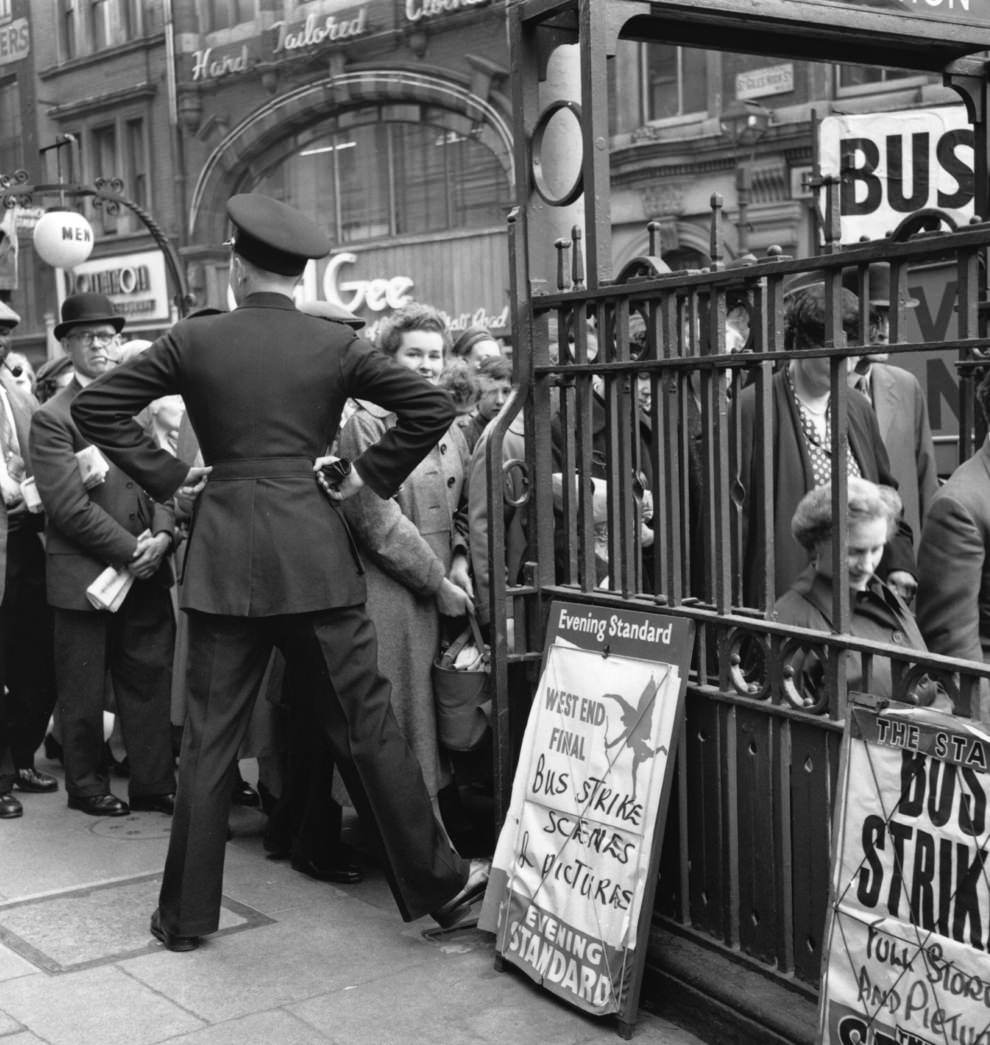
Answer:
[
  {"left": 0, "top": 193, "right": 514, "bottom": 951},
  {"left": 1, "top": 191, "right": 988, "bottom": 954}
]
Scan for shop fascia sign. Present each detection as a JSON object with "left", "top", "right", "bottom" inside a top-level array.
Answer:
[
  {"left": 56, "top": 251, "right": 171, "bottom": 327},
  {"left": 303, "top": 251, "right": 508, "bottom": 331},
  {"left": 405, "top": 0, "right": 491, "bottom": 24},
  {"left": 270, "top": 4, "right": 371, "bottom": 55},
  {"left": 0, "top": 0, "right": 30, "bottom": 67}
]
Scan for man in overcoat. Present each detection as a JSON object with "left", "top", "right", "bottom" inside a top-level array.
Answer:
[
  {"left": 0, "top": 302, "right": 58, "bottom": 819},
  {"left": 844, "top": 264, "right": 937, "bottom": 553},
  {"left": 30, "top": 293, "right": 177, "bottom": 817},
  {"left": 917, "top": 368, "right": 990, "bottom": 721},
  {"left": 71, "top": 193, "right": 486, "bottom": 951}
]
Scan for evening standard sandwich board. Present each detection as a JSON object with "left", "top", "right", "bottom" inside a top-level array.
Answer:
[
  {"left": 478, "top": 600, "right": 694, "bottom": 1039},
  {"left": 819, "top": 699, "right": 990, "bottom": 1045}
]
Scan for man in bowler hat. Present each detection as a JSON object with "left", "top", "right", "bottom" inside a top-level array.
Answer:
[
  {"left": 71, "top": 193, "right": 488, "bottom": 951},
  {"left": 30, "top": 293, "right": 177, "bottom": 817},
  {"left": 0, "top": 302, "right": 58, "bottom": 819}
]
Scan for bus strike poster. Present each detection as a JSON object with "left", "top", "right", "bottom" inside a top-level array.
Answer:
[
  {"left": 478, "top": 601, "right": 693, "bottom": 1024},
  {"left": 819, "top": 702, "right": 990, "bottom": 1045}
]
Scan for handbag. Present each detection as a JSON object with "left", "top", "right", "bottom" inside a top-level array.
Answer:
[{"left": 432, "top": 613, "right": 492, "bottom": 751}]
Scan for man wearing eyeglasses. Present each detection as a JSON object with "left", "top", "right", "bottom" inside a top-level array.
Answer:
[{"left": 29, "top": 293, "right": 177, "bottom": 818}]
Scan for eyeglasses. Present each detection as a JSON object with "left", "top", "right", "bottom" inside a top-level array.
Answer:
[{"left": 69, "top": 331, "right": 117, "bottom": 348}]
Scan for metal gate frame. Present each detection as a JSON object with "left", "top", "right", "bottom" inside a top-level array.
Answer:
[{"left": 480, "top": 1, "right": 990, "bottom": 1038}]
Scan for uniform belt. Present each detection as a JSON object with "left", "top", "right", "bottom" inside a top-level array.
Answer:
[{"left": 208, "top": 457, "right": 315, "bottom": 481}]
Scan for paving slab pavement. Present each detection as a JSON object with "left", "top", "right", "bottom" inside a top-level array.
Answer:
[{"left": 0, "top": 758, "right": 710, "bottom": 1045}]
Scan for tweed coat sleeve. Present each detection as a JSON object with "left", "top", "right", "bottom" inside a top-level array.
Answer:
[
  {"left": 917, "top": 488, "right": 986, "bottom": 665},
  {"left": 848, "top": 393, "right": 916, "bottom": 581},
  {"left": 338, "top": 407, "right": 446, "bottom": 598},
  {"left": 29, "top": 395, "right": 138, "bottom": 566}
]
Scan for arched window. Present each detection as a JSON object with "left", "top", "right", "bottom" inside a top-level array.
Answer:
[{"left": 253, "top": 115, "right": 512, "bottom": 245}]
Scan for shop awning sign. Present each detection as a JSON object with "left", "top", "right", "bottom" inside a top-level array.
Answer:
[
  {"left": 479, "top": 601, "right": 694, "bottom": 1033},
  {"left": 819, "top": 701, "right": 990, "bottom": 1045}
]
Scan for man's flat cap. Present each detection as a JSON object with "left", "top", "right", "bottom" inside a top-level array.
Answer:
[{"left": 227, "top": 194, "right": 331, "bottom": 277}]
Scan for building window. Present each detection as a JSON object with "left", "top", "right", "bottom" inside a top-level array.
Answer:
[
  {"left": 201, "top": 0, "right": 256, "bottom": 32},
  {"left": 0, "top": 80, "right": 21, "bottom": 175},
  {"left": 254, "top": 115, "right": 511, "bottom": 245},
  {"left": 87, "top": 0, "right": 109, "bottom": 50},
  {"left": 836, "top": 65, "right": 928, "bottom": 94},
  {"left": 58, "top": 0, "right": 147, "bottom": 57},
  {"left": 91, "top": 123, "right": 118, "bottom": 234},
  {"left": 119, "top": 0, "right": 141, "bottom": 37},
  {"left": 59, "top": 0, "right": 76, "bottom": 60},
  {"left": 646, "top": 44, "right": 707, "bottom": 122},
  {"left": 125, "top": 118, "right": 148, "bottom": 212},
  {"left": 614, "top": 39, "right": 709, "bottom": 128}
]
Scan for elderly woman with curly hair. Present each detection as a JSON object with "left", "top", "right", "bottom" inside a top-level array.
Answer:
[
  {"left": 338, "top": 303, "right": 474, "bottom": 824},
  {"left": 773, "top": 476, "right": 941, "bottom": 706}
]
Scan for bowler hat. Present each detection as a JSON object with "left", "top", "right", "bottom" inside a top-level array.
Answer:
[
  {"left": 227, "top": 194, "right": 331, "bottom": 277},
  {"left": 298, "top": 299, "right": 365, "bottom": 330},
  {"left": 54, "top": 292, "right": 125, "bottom": 341},
  {"left": 841, "top": 263, "right": 918, "bottom": 310},
  {"left": 0, "top": 300, "right": 20, "bottom": 332}
]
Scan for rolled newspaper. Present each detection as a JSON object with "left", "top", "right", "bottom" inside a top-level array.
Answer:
[{"left": 85, "top": 566, "right": 134, "bottom": 613}]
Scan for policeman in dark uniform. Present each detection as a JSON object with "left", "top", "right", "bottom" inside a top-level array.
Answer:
[{"left": 72, "top": 193, "right": 488, "bottom": 950}]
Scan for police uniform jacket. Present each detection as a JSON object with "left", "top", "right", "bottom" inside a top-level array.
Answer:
[
  {"left": 70, "top": 293, "right": 456, "bottom": 617},
  {"left": 29, "top": 377, "right": 175, "bottom": 611}
]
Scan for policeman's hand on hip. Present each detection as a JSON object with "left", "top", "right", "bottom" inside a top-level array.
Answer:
[
  {"left": 313, "top": 455, "right": 365, "bottom": 502},
  {"left": 179, "top": 465, "right": 211, "bottom": 499}
]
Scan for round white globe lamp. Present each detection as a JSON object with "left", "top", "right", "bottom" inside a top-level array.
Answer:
[{"left": 33, "top": 210, "right": 94, "bottom": 268}]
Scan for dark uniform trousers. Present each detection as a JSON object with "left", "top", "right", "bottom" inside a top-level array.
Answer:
[
  {"left": 160, "top": 604, "right": 468, "bottom": 937},
  {"left": 54, "top": 581, "right": 176, "bottom": 799},
  {"left": 0, "top": 525, "right": 56, "bottom": 788}
]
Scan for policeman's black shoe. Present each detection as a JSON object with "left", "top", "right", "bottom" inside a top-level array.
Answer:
[
  {"left": 430, "top": 858, "right": 491, "bottom": 928},
  {"left": 0, "top": 792, "right": 23, "bottom": 818},
  {"left": 129, "top": 793, "right": 175, "bottom": 815},
  {"left": 14, "top": 768, "right": 59, "bottom": 793},
  {"left": 231, "top": 777, "right": 260, "bottom": 807},
  {"left": 150, "top": 909, "right": 199, "bottom": 952},
  {"left": 291, "top": 853, "right": 364, "bottom": 885},
  {"left": 67, "top": 793, "right": 130, "bottom": 817}
]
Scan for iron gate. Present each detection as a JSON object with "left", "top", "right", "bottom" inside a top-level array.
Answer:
[{"left": 479, "top": 0, "right": 990, "bottom": 1037}]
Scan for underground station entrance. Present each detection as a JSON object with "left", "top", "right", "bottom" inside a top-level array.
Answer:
[{"left": 479, "top": 0, "right": 990, "bottom": 1040}]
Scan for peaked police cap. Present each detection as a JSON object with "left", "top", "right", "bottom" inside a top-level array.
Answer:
[{"left": 227, "top": 194, "right": 331, "bottom": 277}]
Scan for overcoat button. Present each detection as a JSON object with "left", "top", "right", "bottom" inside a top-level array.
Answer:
[{"left": 447, "top": 476, "right": 455, "bottom": 487}]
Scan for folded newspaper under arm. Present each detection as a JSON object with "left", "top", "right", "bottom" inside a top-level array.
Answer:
[
  {"left": 75, "top": 445, "right": 110, "bottom": 489},
  {"left": 85, "top": 566, "right": 134, "bottom": 612}
]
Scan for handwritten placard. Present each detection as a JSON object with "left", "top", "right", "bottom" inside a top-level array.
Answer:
[
  {"left": 819, "top": 702, "right": 990, "bottom": 1045},
  {"left": 479, "top": 601, "right": 693, "bottom": 1031}
]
